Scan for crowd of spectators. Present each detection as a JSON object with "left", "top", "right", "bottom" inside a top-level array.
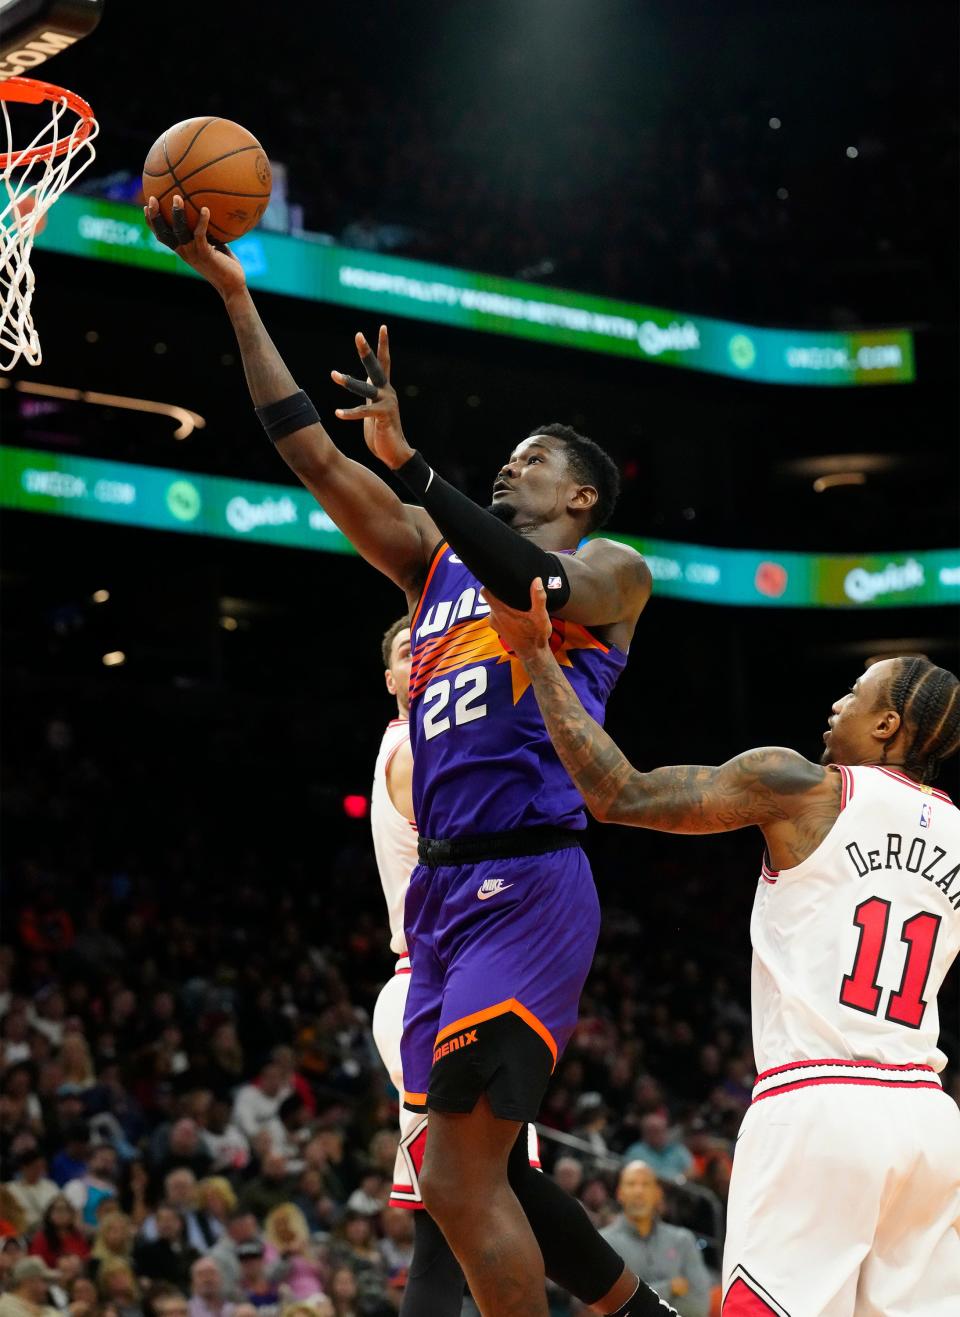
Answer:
[
  {"left": 2, "top": 672, "right": 958, "bottom": 1313},
  {"left": 4, "top": 9, "right": 958, "bottom": 1311},
  {"left": 0, "top": 678, "right": 747, "bottom": 1317}
]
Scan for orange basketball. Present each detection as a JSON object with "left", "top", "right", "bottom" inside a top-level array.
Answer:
[{"left": 142, "top": 117, "right": 272, "bottom": 243}]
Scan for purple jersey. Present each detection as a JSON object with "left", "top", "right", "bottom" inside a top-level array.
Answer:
[{"left": 408, "top": 543, "right": 628, "bottom": 838}]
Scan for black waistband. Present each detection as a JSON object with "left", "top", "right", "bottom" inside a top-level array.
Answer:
[{"left": 417, "top": 826, "right": 583, "bottom": 869}]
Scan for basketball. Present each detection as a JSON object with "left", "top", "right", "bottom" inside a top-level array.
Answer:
[{"left": 142, "top": 117, "right": 272, "bottom": 243}]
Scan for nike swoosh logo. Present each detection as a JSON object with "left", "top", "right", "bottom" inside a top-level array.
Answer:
[{"left": 477, "top": 883, "right": 514, "bottom": 900}]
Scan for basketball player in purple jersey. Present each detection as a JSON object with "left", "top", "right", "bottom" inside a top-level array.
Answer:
[
  {"left": 147, "top": 201, "right": 678, "bottom": 1317},
  {"left": 372, "top": 619, "right": 545, "bottom": 1317}
]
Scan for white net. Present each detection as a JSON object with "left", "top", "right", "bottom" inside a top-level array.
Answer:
[{"left": 0, "top": 80, "right": 99, "bottom": 370}]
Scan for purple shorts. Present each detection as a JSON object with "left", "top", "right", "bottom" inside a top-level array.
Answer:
[{"left": 400, "top": 845, "right": 600, "bottom": 1122}]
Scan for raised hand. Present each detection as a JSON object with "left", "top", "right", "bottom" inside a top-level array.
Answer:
[
  {"left": 332, "top": 325, "right": 415, "bottom": 471},
  {"left": 357, "top": 324, "right": 389, "bottom": 458},
  {"left": 481, "top": 579, "right": 554, "bottom": 660},
  {"left": 144, "top": 195, "right": 247, "bottom": 302}
]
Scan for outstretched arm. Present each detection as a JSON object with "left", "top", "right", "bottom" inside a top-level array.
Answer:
[
  {"left": 484, "top": 581, "right": 830, "bottom": 839},
  {"left": 144, "top": 199, "right": 434, "bottom": 595},
  {"left": 332, "top": 332, "right": 650, "bottom": 631}
]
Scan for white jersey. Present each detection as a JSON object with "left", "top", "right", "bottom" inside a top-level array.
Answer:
[
  {"left": 371, "top": 718, "right": 418, "bottom": 956},
  {"left": 751, "top": 763, "right": 960, "bottom": 1074}
]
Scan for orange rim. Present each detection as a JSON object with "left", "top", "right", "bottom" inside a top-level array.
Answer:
[{"left": 0, "top": 76, "right": 96, "bottom": 169}]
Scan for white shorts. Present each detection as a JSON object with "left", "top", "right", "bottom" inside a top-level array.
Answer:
[
  {"left": 722, "top": 1060, "right": 960, "bottom": 1316},
  {"left": 372, "top": 956, "right": 540, "bottom": 1209}
]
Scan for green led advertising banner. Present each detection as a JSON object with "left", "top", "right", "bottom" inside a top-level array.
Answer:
[
  {"left": 36, "top": 196, "right": 914, "bottom": 387},
  {"left": 2, "top": 445, "right": 956, "bottom": 609}
]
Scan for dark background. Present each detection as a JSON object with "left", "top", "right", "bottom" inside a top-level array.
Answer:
[
  {"left": 1, "top": 0, "right": 958, "bottom": 1293},
  {"left": 4, "top": 2, "right": 957, "bottom": 781}
]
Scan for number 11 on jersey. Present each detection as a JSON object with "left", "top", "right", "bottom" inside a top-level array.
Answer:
[{"left": 840, "top": 897, "right": 942, "bottom": 1029}]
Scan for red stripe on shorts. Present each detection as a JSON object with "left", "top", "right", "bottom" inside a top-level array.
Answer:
[{"left": 753, "top": 1075, "right": 943, "bottom": 1103}]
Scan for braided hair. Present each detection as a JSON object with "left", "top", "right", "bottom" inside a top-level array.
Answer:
[{"left": 884, "top": 657, "right": 960, "bottom": 784}]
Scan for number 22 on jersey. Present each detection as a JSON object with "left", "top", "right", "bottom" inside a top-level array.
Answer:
[{"left": 421, "top": 666, "right": 488, "bottom": 740}]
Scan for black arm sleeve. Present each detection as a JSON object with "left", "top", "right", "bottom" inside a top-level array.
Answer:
[{"left": 396, "top": 451, "right": 570, "bottom": 610}]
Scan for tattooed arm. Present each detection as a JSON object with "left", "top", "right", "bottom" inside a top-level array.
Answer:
[
  {"left": 484, "top": 582, "right": 840, "bottom": 862},
  {"left": 522, "top": 649, "right": 821, "bottom": 831}
]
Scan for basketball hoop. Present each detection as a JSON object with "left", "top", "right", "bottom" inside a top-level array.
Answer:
[{"left": 0, "top": 76, "right": 99, "bottom": 370}]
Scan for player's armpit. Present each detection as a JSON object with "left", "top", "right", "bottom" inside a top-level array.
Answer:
[
  {"left": 552, "top": 538, "right": 652, "bottom": 630},
  {"left": 385, "top": 738, "right": 415, "bottom": 823},
  {"left": 606, "top": 747, "right": 828, "bottom": 833}
]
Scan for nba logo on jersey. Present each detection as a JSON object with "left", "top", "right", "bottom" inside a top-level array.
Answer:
[{"left": 919, "top": 802, "right": 933, "bottom": 829}]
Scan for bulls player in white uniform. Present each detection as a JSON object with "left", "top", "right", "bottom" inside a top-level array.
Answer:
[
  {"left": 727, "top": 759, "right": 959, "bottom": 1316},
  {"left": 482, "top": 586, "right": 960, "bottom": 1317},
  {"left": 370, "top": 617, "right": 427, "bottom": 1209}
]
